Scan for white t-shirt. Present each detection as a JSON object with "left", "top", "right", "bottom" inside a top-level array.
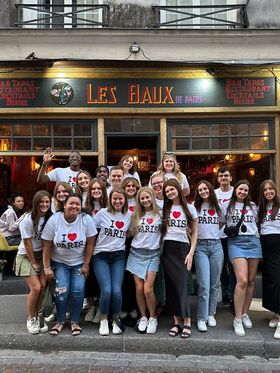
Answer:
[
  {"left": 0, "top": 208, "right": 26, "bottom": 237},
  {"left": 18, "top": 214, "right": 45, "bottom": 255},
  {"left": 164, "top": 204, "right": 197, "bottom": 244},
  {"left": 194, "top": 202, "right": 220, "bottom": 240},
  {"left": 215, "top": 187, "right": 233, "bottom": 238},
  {"left": 155, "top": 198, "right": 164, "bottom": 211},
  {"left": 91, "top": 201, "right": 101, "bottom": 217},
  {"left": 149, "top": 171, "right": 189, "bottom": 191},
  {"left": 124, "top": 171, "right": 141, "bottom": 185},
  {"left": 47, "top": 167, "right": 79, "bottom": 191},
  {"left": 131, "top": 211, "right": 161, "bottom": 251},
  {"left": 260, "top": 203, "right": 280, "bottom": 235},
  {"left": 82, "top": 191, "right": 87, "bottom": 208},
  {"left": 93, "top": 208, "right": 133, "bottom": 255},
  {"left": 128, "top": 198, "right": 136, "bottom": 214},
  {"left": 42, "top": 212, "right": 97, "bottom": 266},
  {"left": 220, "top": 201, "right": 258, "bottom": 236}
]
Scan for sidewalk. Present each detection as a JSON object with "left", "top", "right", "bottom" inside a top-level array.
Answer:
[{"left": 0, "top": 294, "right": 279, "bottom": 359}]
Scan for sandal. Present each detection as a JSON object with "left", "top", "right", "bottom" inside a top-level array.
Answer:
[
  {"left": 168, "top": 324, "right": 181, "bottom": 337},
  {"left": 49, "top": 323, "right": 64, "bottom": 336},
  {"left": 71, "top": 322, "right": 82, "bottom": 336},
  {"left": 181, "top": 324, "right": 191, "bottom": 339}
]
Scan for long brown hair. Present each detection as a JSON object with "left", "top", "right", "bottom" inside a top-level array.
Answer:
[
  {"left": 161, "top": 178, "right": 193, "bottom": 238},
  {"left": 53, "top": 182, "right": 72, "bottom": 212},
  {"left": 121, "top": 177, "right": 140, "bottom": 199},
  {"left": 118, "top": 154, "right": 137, "bottom": 175},
  {"left": 75, "top": 170, "right": 92, "bottom": 195},
  {"left": 258, "top": 179, "right": 280, "bottom": 224},
  {"left": 31, "top": 190, "right": 52, "bottom": 232},
  {"left": 194, "top": 180, "right": 220, "bottom": 214},
  {"left": 108, "top": 187, "right": 128, "bottom": 214},
  {"left": 226, "top": 179, "right": 252, "bottom": 218},
  {"left": 85, "top": 178, "right": 108, "bottom": 213}
]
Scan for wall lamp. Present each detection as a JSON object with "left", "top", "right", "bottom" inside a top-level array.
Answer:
[{"left": 129, "top": 42, "right": 140, "bottom": 54}]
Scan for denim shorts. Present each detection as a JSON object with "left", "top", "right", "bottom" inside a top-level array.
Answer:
[
  {"left": 228, "top": 235, "right": 262, "bottom": 261},
  {"left": 126, "top": 247, "right": 160, "bottom": 280}
]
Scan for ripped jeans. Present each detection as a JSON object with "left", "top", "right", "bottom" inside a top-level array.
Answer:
[{"left": 52, "top": 261, "right": 86, "bottom": 323}]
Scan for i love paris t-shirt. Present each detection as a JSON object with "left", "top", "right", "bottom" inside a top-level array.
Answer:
[
  {"left": 42, "top": 212, "right": 97, "bottom": 266},
  {"left": 18, "top": 214, "right": 45, "bottom": 255},
  {"left": 93, "top": 208, "right": 133, "bottom": 255},
  {"left": 260, "top": 202, "right": 280, "bottom": 235},
  {"left": 195, "top": 202, "right": 220, "bottom": 240},
  {"left": 131, "top": 211, "right": 162, "bottom": 251},
  {"left": 163, "top": 204, "right": 197, "bottom": 244},
  {"left": 47, "top": 167, "right": 79, "bottom": 192}
]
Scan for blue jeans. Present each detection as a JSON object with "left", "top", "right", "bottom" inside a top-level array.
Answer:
[
  {"left": 93, "top": 250, "right": 125, "bottom": 316},
  {"left": 194, "top": 239, "right": 224, "bottom": 321},
  {"left": 52, "top": 261, "right": 86, "bottom": 323}
]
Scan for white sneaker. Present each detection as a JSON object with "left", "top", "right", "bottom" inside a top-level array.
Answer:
[
  {"left": 27, "top": 317, "right": 39, "bottom": 334},
  {"left": 137, "top": 316, "right": 148, "bottom": 333},
  {"left": 274, "top": 322, "right": 280, "bottom": 339},
  {"left": 85, "top": 306, "right": 95, "bottom": 322},
  {"left": 37, "top": 313, "right": 48, "bottom": 333},
  {"left": 112, "top": 321, "right": 123, "bottom": 335},
  {"left": 99, "top": 319, "right": 109, "bottom": 336},
  {"left": 242, "top": 313, "right": 252, "bottom": 329},
  {"left": 197, "top": 320, "right": 207, "bottom": 332},
  {"left": 208, "top": 315, "right": 216, "bottom": 327},
  {"left": 44, "top": 312, "right": 56, "bottom": 322},
  {"left": 146, "top": 317, "right": 158, "bottom": 334},
  {"left": 82, "top": 298, "right": 89, "bottom": 310},
  {"left": 269, "top": 315, "right": 279, "bottom": 328},
  {"left": 233, "top": 318, "right": 245, "bottom": 336},
  {"left": 92, "top": 306, "right": 101, "bottom": 323}
]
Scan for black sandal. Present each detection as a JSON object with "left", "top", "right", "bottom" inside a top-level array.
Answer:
[
  {"left": 49, "top": 323, "right": 64, "bottom": 336},
  {"left": 169, "top": 324, "right": 181, "bottom": 337},
  {"left": 181, "top": 324, "right": 191, "bottom": 339},
  {"left": 71, "top": 322, "right": 82, "bottom": 336}
]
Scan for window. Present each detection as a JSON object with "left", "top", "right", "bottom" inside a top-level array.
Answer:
[
  {"left": 0, "top": 120, "right": 97, "bottom": 152},
  {"left": 169, "top": 118, "right": 274, "bottom": 152}
]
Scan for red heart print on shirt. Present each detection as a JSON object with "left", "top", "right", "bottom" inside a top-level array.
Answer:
[
  {"left": 223, "top": 198, "right": 229, "bottom": 203},
  {"left": 208, "top": 209, "right": 215, "bottom": 216},
  {"left": 147, "top": 218, "right": 154, "bottom": 224},
  {"left": 129, "top": 206, "right": 136, "bottom": 212},
  {"left": 72, "top": 177, "right": 76, "bottom": 182},
  {"left": 240, "top": 209, "right": 248, "bottom": 214},
  {"left": 172, "top": 211, "right": 181, "bottom": 219},
  {"left": 116, "top": 221, "right": 124, "bottom": 229},
  {"left": 68, "top": 233, "right": 77, "bottom": 241},
  {"left": 268, "top": 209, "right": 273, "bottom": 214}
]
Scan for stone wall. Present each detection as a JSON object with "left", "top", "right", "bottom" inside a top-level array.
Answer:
[{"left": 247, "top": 0, "right": 280, "bottom": 28}]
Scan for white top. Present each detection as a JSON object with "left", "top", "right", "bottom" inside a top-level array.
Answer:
[
  {"left": 149, "top": 171, "right": 189, "bottom": 191},
  {"left": 260, "top": 203, "right": 280, "bottom": 235},
  {"left": 195, "top": 202, "right": 220, "bottom": 240},
  {"left": 0, "top": 207, "right": 27, "bottom": 238},
  {"left": 82, "top": 191, "right": 87, "bottom": 208},
  {"left": 91, "top": 201, "right": 101, "bottom": 217},
  {"left": 42, "top": 212, "right": 97, "bottom": 266},
  {"left": 47, "top": 167, "right": 79, "bottom": 192},
  {"left": 18, "top": 214, "right": 45, "bottom": 255},
  {"left": 220, "top": 201, "right": 259, "bottom": 236},
  {"left": 215, "top": 187, "right": 234, "bottom": 238},
  {"left": 128, "top": 198, "right": 136, "bottom": 214},
  {"left": 93, "top": 208, "right": 133, "bottom": 255},
  {"left": 155, "top": 198, "right": 164, "bottom": 211},
  {"left": 164, "top": 204, "right": 197, "bottom": 244},
  {"left": 123, "top": 171, "right": 141, "bottom": 185},
  {"left": 131, "top": 211, "right": 161, "bottom": 250}
]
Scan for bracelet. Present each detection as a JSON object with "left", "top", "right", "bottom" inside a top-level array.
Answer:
[{"left": 44, "top": 267, "right": 51, "bottom": 271}]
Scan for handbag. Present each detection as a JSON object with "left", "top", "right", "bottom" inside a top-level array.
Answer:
[{"left": 224, "top": 203, "right": 246, "bottom": 238}]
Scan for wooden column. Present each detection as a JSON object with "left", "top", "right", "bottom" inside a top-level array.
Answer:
[
  {"left": 97, "top": 118, "right": 105, "bottom": 165},
  {"left": 160, "top": 118, "right": 167, "bottom": 155}
]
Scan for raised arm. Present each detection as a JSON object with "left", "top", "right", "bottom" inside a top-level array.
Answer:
[{"left": 36, "top": 147, "right": 54, "bottom": 184}]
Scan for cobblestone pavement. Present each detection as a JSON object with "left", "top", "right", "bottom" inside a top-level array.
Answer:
[{"left": 0, "top": 350, "right": 280, "bottom": 372}]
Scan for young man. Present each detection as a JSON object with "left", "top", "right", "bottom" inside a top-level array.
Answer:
[
  {"left": 215, "top": 166, "right": 236, "bottom": 310},
  {"left": 95, "top": 165, "right": 110, "bottom": 187},
  {"left": 37, "top": 148, "right": 82, "bottom": 191},
  {"left": 106, "top": 166, "right": 124, "bottom": 196}
]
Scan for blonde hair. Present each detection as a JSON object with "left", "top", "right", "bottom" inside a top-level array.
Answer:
[
  {"left": 131, "top": 187, "right": 160, "bottom": 234},
  {"left": 158, "top": 153, "right": 183, "bottom": 183}
]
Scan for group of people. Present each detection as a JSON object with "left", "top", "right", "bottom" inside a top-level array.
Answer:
[{"left": 1, "top": 147, "right": 279, "bottom": 341}]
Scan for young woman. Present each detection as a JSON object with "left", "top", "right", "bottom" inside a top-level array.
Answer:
[
  {"left": 51, "top": 182, "right": 72, "bottom": 213},
  {"left": 161, "top": 179, "right": 198, "bottom": 339},
  {"left": 15, "top": 190, "right": 52, "bottom": 334},
  {"left": 150, "top": 152, "right": 190, "bottom": 197},
  {"left": 0, "top": 192, "right": 27, "bottom": 245},
  {"left": 42, "top": 193, "right": 97, "bottom": 336},
  {"left": 220, "top": 180, "right": 261, "bottom": 337},
  {"left": 93, "top": 187, "right": 133, "bottom": 336},
  {"left": 126, "top": 187, "right": 161, "bottom": 334},
  {"left": 76, "top": 170, "right": 92, "bottom": 207},
  {"left": 84, "top": 178, "right": 108, "bottom": 322},
  {"left": 194, "top": 180, "right": 223, "bottom": 332},
  {"left": 121, "top": 177, "right": 140, "bottom": 213},
  {"left": 118, "top": 154, "right": 141, "bottom": 185},
  {"left": 258, "top": 180, "right": 280, "bottom": 339}
]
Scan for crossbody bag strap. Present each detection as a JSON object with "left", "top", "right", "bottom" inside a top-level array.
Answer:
[{"left": 235, "top": 202, "right": 247, "bottom": 230}]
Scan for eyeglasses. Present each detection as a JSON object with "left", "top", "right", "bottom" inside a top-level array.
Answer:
[{"left": 151, "top": 181, "right": 163, "bottom": 187}]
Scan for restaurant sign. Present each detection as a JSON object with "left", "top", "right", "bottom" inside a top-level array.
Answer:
[{"left": 0, "top": 77, "right": 276, "bottom": 108}]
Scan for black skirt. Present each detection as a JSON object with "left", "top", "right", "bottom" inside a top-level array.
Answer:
[
  {"left": 162, "top": 240, "right": 190, "bottom": 318},
  {"left": 260, "top": 234, "right": 280, "bottom": 314}
]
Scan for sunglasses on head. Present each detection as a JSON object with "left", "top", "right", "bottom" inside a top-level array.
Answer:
[{"left": 162, "top": 152, "right": 176, "bottom": 158}]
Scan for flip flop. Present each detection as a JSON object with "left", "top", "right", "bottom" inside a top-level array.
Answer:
[
  {"left": 49, "top": 323, "right": 64, "bottom": 336},
  {"left": 71, "top": 322, "right": 82, "bottom": 336},
  {"left": 181, "top": 324, "right": 191, "bottom": 339},
  {"left": 168, "top": 324, "right": 181, "bottom": 337}
]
